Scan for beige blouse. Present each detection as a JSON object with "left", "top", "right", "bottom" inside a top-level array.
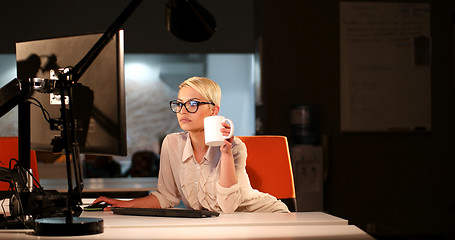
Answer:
[{"left": 151, "top": 132, "right": 289, "bottom": 213}]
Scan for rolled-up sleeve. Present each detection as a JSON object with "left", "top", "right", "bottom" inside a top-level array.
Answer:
[{"left": 216, "top": 180, "right": 241, "bottom": 213}]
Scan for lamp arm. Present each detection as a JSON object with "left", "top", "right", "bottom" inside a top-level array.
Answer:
[
  {"left": 52, "top": 0, "right": 143, "bottom": 220},
  {"left": 65, "top": 0, "right": 143, "bottom": 83},
  {"left": 0, "top": 78, "right": 32, "bottom": 119}
]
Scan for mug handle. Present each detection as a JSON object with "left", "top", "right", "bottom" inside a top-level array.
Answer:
[{"left": 222, "top": 119, "right": 234, "bottom": 139}]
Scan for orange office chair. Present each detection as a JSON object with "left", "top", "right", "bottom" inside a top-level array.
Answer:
[
  {"left": 0, "top": 137, "right": 39, "bottom": 191},
  {"left": 237, "top": 136, "right": 297, "bottom": 212}
]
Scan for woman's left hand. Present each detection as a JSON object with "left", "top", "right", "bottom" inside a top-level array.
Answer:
[{"left": 220, "top": 121, "right": 234, "bottom": 153}]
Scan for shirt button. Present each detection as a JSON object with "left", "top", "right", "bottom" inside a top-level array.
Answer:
[{"left": 197, "top": 165, "right": 200, "bottom": 169}]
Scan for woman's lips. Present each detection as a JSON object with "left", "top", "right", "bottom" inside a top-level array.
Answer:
[{"left": 180, "top": 117, "right": 191, "bottom": 123}]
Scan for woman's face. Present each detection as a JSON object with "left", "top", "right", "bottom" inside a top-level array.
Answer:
[{"left": 176, "top": 86, "right": 217, "bottom": 133}]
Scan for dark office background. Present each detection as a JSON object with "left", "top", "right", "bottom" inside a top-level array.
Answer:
[{"left": 1, "top": 1, "right": 454, "bottom": 239}]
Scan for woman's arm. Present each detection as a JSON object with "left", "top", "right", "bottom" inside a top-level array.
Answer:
[
  {"left": 92, "top": 194, "right": 161, "bottom": 211},
  {"left": 92, "top": 134, "right": 181, "bottom": 210},
  {"left": 216, "top": 134, "right": 247, "bottom": 213},
  {"left": 219, "top": 121, "right": 237, "bottom": 188}
]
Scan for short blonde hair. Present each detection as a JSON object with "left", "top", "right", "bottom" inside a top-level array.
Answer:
[{"left": 179, "top": 77, "right": 221, "bottom": 107}]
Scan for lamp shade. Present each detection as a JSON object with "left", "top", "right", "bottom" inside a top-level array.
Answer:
[{"left": 165, "top": 0, "right": 216, "bottom": 42}]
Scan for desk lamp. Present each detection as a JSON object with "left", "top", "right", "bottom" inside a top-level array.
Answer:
[{"left": 0, "top": 0, "right": 216, "bottom": 236}]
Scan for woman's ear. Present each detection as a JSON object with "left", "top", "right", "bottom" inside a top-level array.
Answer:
[{"left": 212, "top": 105, "right": 220, "bottom": 116}]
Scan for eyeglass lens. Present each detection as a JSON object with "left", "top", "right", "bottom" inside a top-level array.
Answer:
[{"left": 171, "top": 100, "right": 199, "bottom": 113}]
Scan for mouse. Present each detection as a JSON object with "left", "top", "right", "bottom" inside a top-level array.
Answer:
[{"left": 84, "top": 202, "right": 110, "bottom": 211}]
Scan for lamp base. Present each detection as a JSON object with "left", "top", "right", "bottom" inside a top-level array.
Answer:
[{"left": 34, "top": 217, "right": 103, "bottom": 236}]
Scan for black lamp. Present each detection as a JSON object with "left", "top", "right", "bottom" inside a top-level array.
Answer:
[
  {"left": 165, "top": 0, "right": 217, "bottom": 42},
  {"left": 0, "top": 0, "right": 216, "bottom": 236}
]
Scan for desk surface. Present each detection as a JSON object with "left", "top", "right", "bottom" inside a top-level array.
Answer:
[
  {"left": 0, "top": 211, "right": 373, "bottom": 240},
  {"left": 83, "top": 210, "right": 349, "bottom": 228}
]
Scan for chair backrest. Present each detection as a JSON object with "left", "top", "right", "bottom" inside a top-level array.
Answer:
[
  {"left": 0, "top": 137, "right": 39, "bottom": 191},
  {"left": 237, "top": 136, "right": 297, "bottom": 211}
]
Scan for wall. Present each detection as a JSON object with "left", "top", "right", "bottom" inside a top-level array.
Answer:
[
  {"left": 257, "top": 0, "right": 455, "bottom": 239},
  {"left": 206, "top": 54, "right": 256, "bottom": 136}
]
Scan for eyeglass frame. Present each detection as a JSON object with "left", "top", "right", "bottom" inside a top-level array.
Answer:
[{"left": 169, "top": 99, "right": 215, "bottom": 113}]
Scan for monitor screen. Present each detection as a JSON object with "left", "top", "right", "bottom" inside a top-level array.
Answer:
[{"left": 15, "top": 31, "right": 127, "bottom": 156}]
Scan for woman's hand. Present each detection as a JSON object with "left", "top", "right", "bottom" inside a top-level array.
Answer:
[
  {"left": 92, "top": 194, "right": 161, "bottom": 211},
  {"left": 220, "top": 121, "right": 234, "bottom": 153},
  {"left": 92, "top": 196, "right": 134, "bottom": 211}
]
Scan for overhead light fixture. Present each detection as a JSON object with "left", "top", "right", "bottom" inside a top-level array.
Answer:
[{"left": 165, "top": 0, "right": 217, "bottom": 42}]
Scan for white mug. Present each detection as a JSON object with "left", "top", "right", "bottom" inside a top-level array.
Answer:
[{"left": 204, "top": 116, "right": 234, "bottom": 146}]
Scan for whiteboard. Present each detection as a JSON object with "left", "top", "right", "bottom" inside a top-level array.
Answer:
[{"left": 340, "top": 2, "right": 431, "bottom": 132}]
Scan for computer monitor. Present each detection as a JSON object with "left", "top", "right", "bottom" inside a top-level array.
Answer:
[{"left": 15, "top": 31, "right": 127, "bottom": 157}]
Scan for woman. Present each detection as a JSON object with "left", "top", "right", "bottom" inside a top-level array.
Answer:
[{"left": 93, "top": 77, "right": 289, "bottom": 213}]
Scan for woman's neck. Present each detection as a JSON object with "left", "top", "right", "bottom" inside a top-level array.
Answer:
[{"left": 189, "top": 131, "right": 208, "bottom": 163}]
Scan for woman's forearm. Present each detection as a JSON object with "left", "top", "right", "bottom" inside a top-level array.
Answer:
[
  {"left": 218, "top": 151, "right": 238, "bottom": 188},
  {"left": 127, "top": 194, "right": 161, "bottom": 208}
]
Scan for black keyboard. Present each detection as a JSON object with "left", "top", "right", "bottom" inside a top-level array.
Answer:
[{"left": 111, "top": 207, "right": 220, "bottom": 218}]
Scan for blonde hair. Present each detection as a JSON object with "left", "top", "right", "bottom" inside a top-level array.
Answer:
[{"left": 179, "top": 77, "right": 221, "bottom": 107}]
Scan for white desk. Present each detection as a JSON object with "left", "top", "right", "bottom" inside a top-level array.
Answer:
[
  {"left": 83, "top": 211, "right": 348, "bottom": 227},
  {"left": 0, "top": 211, "right": 374, "bottom": 239},
  {"left": 73, "top": 225, "right": 372, "bottom": 240}
]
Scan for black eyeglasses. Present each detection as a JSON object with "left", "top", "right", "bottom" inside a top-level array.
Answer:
[{"left": 169, "top": 99, "right": 215, "bottom": 113}]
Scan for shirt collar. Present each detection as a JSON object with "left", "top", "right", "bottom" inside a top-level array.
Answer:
[{"left": 181, "top": 133, "right": 193, "bottom": 163}]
